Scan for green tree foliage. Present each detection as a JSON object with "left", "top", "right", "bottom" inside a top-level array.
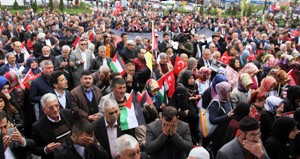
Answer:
[
  {"left": 13, "top": 0, "right": 19, "bottom": 10},
  {"left": 49, "top": 0, "right": 54, "bottom": 12},
  {"left": 59, "top": 0, "right": 64, "bottom": 11},
  {"left": 31, "top": 0, "right": 38, "bottom": 12}
]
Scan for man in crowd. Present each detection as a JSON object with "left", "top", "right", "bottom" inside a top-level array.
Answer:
[
  {"left": 49, "top": 70, "right": 72, "bottom": 110},
  {"left": 158, "top": 32, "right": 171, "bottom": 53},
  {"left": 0, "top": 53, "right": 21, "bottom": 75},
  {"left": 12, "top": 41, "right": 29, "bottom": 65},
  {"left": 32, "top": 93, "right": 75, "bottom": 159},
  {"left": 0, "top": 110, "right": 35, "bottom": 159},
  {"left": 71, "top": 70, "right": 102, "bottom": 121},
  {"left": 120, "top": 40, "right": 136, "bottom": 64},
  {"left": 89, "top": 46, "right": 111, "bottom": 73},
  {"left": 93, "top": 99, "right": 134, "bottom": 159},
  {"left": 99, "top": 78, "right": 130, "bottom": 116},
  {"left": 54, "top": 45, "right": 76, "bottom": 90},
  {"left": 54, "top": 118, "right": 108, "bottom": 159},
  {"left": 116, "top": 32, "right": 128, "bottom": 53},
  {"left": 37, "top": 46, "right": 56, "bottom": 64},
  {"left": 115, "top": 134, "right": 140, "bottom": 159},
  {"left": 72, "top": 39, "right": 94, "bottom": 87},
  {"left": 29, "top": 60, "right": 54, "bottom": 119},
  {"left": 145, "top": 106, "right": 193, "bottom": 159},
  {"left": 216, "top": 116, "right": 270, "bottom": 159}
]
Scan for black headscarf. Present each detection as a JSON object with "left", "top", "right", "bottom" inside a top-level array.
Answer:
[
  {"left": 233, "top": 102, "right": 250, "bottom": 121},
  {"left": 272, "top": 116, "right": 297, "bottom": 143}
]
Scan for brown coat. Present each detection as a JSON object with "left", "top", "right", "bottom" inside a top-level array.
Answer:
[{"left": 70, "top": 85, "right": 102, "bottom": 119}]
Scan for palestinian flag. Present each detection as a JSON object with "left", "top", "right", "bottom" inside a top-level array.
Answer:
[
  {"left": 22, "top": 69, "right": 41, "bottom": 89},
  {"left": 140, "top": 91, "right": 153, "bottom": 107},
  {"left": 120, "top": 92, "right": 146, "bottom": 131},
  {"left": 157, "top": 77, "right": 166, "bottom": 103},
  {"left": 109, "top": 54, "right": 126, "bottom": 75}
]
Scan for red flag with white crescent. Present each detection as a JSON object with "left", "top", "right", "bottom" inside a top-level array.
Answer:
[{"left": 173, "top": 57, "right": 187, "bottom": 76}]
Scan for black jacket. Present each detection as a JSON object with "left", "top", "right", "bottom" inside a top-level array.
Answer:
[{"left": 54, "top": 135, "right": 108, "bottom": 159}]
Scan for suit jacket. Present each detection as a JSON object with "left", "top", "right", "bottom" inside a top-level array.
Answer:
[
  {"left": 92, "top": 117, "right": 134, "bottom": 159},
  {"left": 193, "top": 40, "right": 208, "bottom": 58},
  {"left": 119, "top": 48, "right": 136, "bottom": 64},
  {"left": 54, "top": 54, "right": 77, "bottom": 71},
  {"left": 70, "top": 85, "right": 102, "bottom": 119},
  {"left": 37, "top": 55, "right": 56, "bottom": 65},
  {"left": 3, "top": 29, "right": 19, "bottom": 40},
  {"left": 216, "top": 138, "right": 270, "bottom": 159},
  {"left": 71, "top": 49, "right": 94, "bottom": 87},
  {"left": 0, "top": 63, "right": 22, "bottom": 75},
  {"left": 145, "top": 119, "right": 193, "bottom": 159},
  {"left": 89, "top": 57, "right": 112, "bottom": 73},
  {"left": 3, "top": 138, "right": 36, "bottom": 159},
  {"left": 197, "top": 58, "right": 212, "bottom": 69},
  {"left": 31, "top": 109, "right": 75, "bottom": 159},
  {"left": 158, "top": 41, "right": 169, "bottom": 53},
  {"left": 29, "top": 74, "right": 53, "bottom": 104},
  {"left": 49, "top": 89, "right": 72, "bottom": 109},
  {"left": 54, "top": 135, "right": 108, "bottom": 159}
]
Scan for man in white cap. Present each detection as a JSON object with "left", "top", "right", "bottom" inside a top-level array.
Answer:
[
  {"left": 119, "top": 40, "right": 136, "bottom": 64},
  {"left": 187, "top": 147, "right": 210, "bottom": 159}
]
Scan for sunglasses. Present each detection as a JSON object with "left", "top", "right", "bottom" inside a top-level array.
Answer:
[
  {"left": 80, "top": 43, "right": 87, "bottom": 46},
  {"left": 108, "top": 110, "right": 118, "bottom": 115}
]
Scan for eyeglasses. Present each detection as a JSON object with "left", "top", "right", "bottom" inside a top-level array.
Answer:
[
  {"left": 245, "top": 131, "right": 261, "bottom": 139},
  {"left": 46, "top": 104, "right": 60, "bottom": 111},
  {"left": 108, "top": 110, "right": 118, "bottom": 115},
  {"left": 80, "top": 43, "right": 87, "bottom": 46}
]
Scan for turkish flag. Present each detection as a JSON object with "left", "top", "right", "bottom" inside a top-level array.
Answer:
[
  {"left": 173, "top": 57, "right": 187, "bottom": 76},
  {"left": 163, "top": 71, "right": 175, "bottom": 97},
  {"left": 288, "top": 70, "right": 299, "bottom": 85}
]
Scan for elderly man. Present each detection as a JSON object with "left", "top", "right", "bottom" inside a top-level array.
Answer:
[
  {"left": 54, "top": 45, "right": 77, "bottom": 90},
  {"left": 11, "top": 41, "right": 29, "bottom": 65},
  {"left": 54, "top": 118, "right": 108, "bottom": 159},
  {"left": 71, "top": 70, "right": 102, "bottom": 121},
  {"left": 120, "top": 40, "right": 136, "bottom": 64},
  {"left": 72, "top": 39, "right": 94, "bottom": 87},
  {"left": 93, "top": 99, "right": 134, "bottom": 159},
  {"left": 94, "top": 65, "right": 111, "bottom": 95},
  {"left": 29, "top": 60, "right": 54, "bottom": 119},
  {"left": 89, "top": 46, "right": 112, "bottom": 73},
  {"left": 0, "top": 52, "right": 21, "bottom": 75},
  {"left": 115, "top": 134, "right": 140, "bottom": 159},
  {"left": 37, "top": 46, "right": 56, "bottom": 64},
  {"left": 197, "top": 49, "right": 212, "bottom": 69},
  {"left": 32, "top": 93, "right": 75, "bottom": 159},
  {"left": 217, "top": 117, "right": 270, "bottom": 159},
  {"left": 145, "top": 106, "right": 193, "bottom": 159},
  {"left": 99, "top": 78, "right": 130, "bottom": 116},
  {"left": 158, "top": 53, "right": 173, "bottom": 76}
]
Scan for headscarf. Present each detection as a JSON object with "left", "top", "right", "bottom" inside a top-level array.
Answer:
[
  {"left": 260, "top": 76, "right": 276, "bottom": 92},
  {"left": 0, "top": 76, "right": 9, "bottom": 90},
  {"left": 187, "top": 58, "right": 197, "bottom": 70},
  {"left": 211, "top": 74, "right": 228, "bottom": 99},
  {"left": 239, "top": 62, "right": 259, "bottom": 77},
  {"left": 4, "top": 71, "right": 22, "bottom": 88},
  {"left": 286, "top": 85, "right": 300, "bottom": 104},
  {"left": 264, "top": 96, "right": 283, "bottom": 114},
  {"left": 25, "top": 57, "right": 37, "bottom": 68},
  {"left": 233, "top": 102, "right": 250, "bottom": 121},
  {"left": 294, "top": 107, "right": 300, "bottom": 129},
  {"left": 198, "top": 67, "right": 211, "bottom": 81},
  {"left": 263, "top": 57, "right": 279, "bottom": 68},
  {"left": 215, "top": 81, "right": 232, "bottom": 102},
  {"left": 272, "top": 116, "right": 297, "bottom": 143},
  {"left": 239, "top": 73, "right": 253, "bottom": 89},
  {"left": 146, "top": 79, "right": 160, "bottom": 103},
  {"left": 240, "top": 49, "right": 249, "bottom": 67}
]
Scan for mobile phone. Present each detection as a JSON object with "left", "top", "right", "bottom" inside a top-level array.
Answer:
[{"left": 7, "top": 127, "right": 14, "bottom": 136}]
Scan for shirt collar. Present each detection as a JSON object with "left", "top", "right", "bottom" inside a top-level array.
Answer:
[
  {"left": 83, "top": 87, "right": 93, "bottom": 93},
  {"left": 54, "top": 89, "right": 65, "bottom": 97},
  {"left": 47, "top": 114, "right": 61, "bottom": 123},
  {"left": 104, "top": 118, "right": 118, "bottom": 128}
]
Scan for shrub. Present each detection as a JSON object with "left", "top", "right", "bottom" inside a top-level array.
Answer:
[
  {"left": 59, "top": 0, "right": 64, "bottom": 11},
  {"left": 13, "top": 0, "right": 19, "bottom": 10}
]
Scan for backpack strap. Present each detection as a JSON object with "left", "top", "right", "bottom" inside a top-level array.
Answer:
[{"left": 207, "top": 99, "right": 226, "bottom": 114}]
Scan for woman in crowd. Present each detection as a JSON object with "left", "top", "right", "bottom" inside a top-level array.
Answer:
[
  {"left": 240, "top": 49, "right": 249, "bottom": 68},
  {"left": 264, "top": 116, "right": 298, "bottom": 159},
  {"left": 261, "top": 96, "right": 285, "bottom": 142},
  {"left": 168, "top": 86, "right": 199, "bottom": 145},
  {"left": 225, "top": 57, "right": 240, "bottom": 89},
  {"left": 0, "top": 91, "right": 24, "bottom": 132},
  {"left": 22, "top": 57, "right": 41, "bottom": 75},
  {"left": 283, "top": 85, "right": 300, "bottom": 112},
  {"left": 221, "top": 46, "right": 238, "bottom": 65},
  {"left": 201, "top": 74, "right": 227, "bottom": 109},
  {"left": 230, "top": 73, "right": 253, "bottom": 108},
  {"left": 196, "top": 67, "right": 211, "bottom": 96},
  {"left": 239, "top": 62, "right": 259, "bottom": 90},
  {"left": 207, "top": 81, "right": 234, "bottom": 157},
  {"left": 180, "top": 70, "right": 201, "bottom": 108}
]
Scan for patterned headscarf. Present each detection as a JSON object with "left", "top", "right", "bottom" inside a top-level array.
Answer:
[
  {"left": 264, "top": 96, "right": 283, "bottom": 114},
  {"left": 239, "top": 62, "right": 259, "bottom": 77},
  {"left": 4, "top": 71, "right": 22, "bottom": 88},
  {"left": 198, "top": 67, "right": 212, "bottom": 81},
  {"left": 260, "top": 76, "right": 276, "bottom": 92},
  {"left": 215, "top": 81, "right": 232, "bottom": 102}
]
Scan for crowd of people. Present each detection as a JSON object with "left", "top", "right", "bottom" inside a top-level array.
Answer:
[{"left": 0, "top": 4, "right": 299, "bottom": 159}]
